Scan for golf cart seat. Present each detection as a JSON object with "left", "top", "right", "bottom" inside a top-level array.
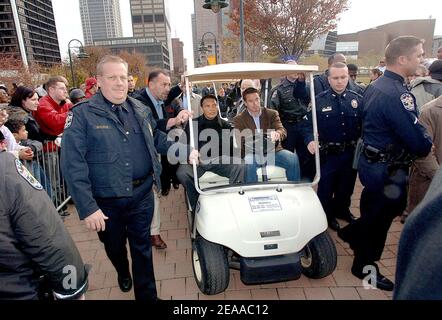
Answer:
[
  {"left": 199, "top": 171, "right": 229, "bottom": 189},
  {"left": 257, "top": 165, "right": 287, "bottom": 182}
]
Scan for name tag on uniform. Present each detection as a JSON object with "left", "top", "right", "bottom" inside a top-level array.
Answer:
[
  {"left": 95, "top": 125, "right": 111, "bottom": 129},
  {"left": 322, "top": 106, "right": 333, "bottom": 113}
]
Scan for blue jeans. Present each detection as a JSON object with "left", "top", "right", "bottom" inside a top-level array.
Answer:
[{"left": 245, "top": 149, "right": 300, "bottom": 183}]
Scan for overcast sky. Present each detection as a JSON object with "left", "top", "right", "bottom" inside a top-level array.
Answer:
[{"left": 53, "top": 0, "right": 442, "bottom": 70}]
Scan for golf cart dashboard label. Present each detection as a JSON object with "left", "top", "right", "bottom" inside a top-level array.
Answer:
[{"left": 249, "top": 195, "right": 282, "bottom": 212}]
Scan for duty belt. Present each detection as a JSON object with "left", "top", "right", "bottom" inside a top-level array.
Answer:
[
  {"left": 320, "top": 141, "right": 357, "bottom": 154},
  {"left": 361, "top": 144, "right": 416, "bottom": 166},
  {"left": 282, "top": 116, "right": 304, "bottom": 123}
]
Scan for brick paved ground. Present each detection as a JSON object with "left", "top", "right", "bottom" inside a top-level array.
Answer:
[{"left": 64, "top": 180, "right": 403, "bottom": 300}]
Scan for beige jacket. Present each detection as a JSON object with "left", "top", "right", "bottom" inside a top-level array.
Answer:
[{"left": 407, "top": 96, "right": 442, "bottom": 212}]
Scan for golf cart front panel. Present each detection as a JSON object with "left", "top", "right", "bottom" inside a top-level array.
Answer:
[{"left": 196, "top": 185, "right": 328, "bottom": 258}]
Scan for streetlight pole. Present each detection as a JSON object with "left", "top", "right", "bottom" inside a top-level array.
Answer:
[
  {"left": 239, "top": 0, "right": 245, "bottom": 62},
  {"left": 201, "top": 32, "right": 218, "bottom": 65},
  {"left": 202, "top": 0, "right": 245, "bottom": 62},
  {"left": 68, "top": 39, "right": 88, "bottom": 88}
]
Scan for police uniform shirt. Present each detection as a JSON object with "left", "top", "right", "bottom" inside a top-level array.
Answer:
[
  {"left": 301, "top": 89, "right": 362, "bottom": 145},
  {"left": 107, "top": 97, "right": 153, "bottom": 180},
  {"left": 362, "top": 70, "right": 432, "bottom": 157}
]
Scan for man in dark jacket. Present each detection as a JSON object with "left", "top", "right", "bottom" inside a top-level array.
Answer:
[
  {"left": 269, "top": 60, "right": 312, "bottom": 179},
  {"left": 0, "top": 146, "right": 88, "bottom": 300},
  {"left": 176, "top": 94, "right": 245, "bottom": 212},
  {"left": 133, "top": 70, "right": 192, "bottom": 248},
  {"left": 60, "top": 55, "right": 196, "bottom": 300},
  {"left": 394, "top": 164, "right": 442, "bottom": 300}
]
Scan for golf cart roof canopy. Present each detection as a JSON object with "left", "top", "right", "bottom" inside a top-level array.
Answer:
[{"left": 184, "top": 62, "right": 319, "bottom": 82}]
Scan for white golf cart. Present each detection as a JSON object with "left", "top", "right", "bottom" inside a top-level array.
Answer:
[{"left": 183, "top": 63, "right": 337, "bottom": 295}]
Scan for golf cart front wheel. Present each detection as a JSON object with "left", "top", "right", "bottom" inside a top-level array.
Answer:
[
  {"left": 301, "top": 231, "right": 337, "bottom": 279},
  {"left": 192, "top": 236, "right": 230, "bottom": 295}
]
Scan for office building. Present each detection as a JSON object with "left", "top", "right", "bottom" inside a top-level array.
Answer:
[
  {"left": 79, "top": 0, "right": 123, "bottom": 46},
  {"left": 0, "top": 0, "right": 61, "bottom": 66}
]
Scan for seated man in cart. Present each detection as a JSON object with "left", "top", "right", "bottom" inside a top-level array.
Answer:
[
  {"left": 233, "top": 87, "right": 301, "bottom": 183},
  {"left": 176, "top": 94, "right": 246, "bottom": 212}
]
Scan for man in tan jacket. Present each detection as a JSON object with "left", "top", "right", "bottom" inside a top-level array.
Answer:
[
  {"left": 406, "top": 95, "right": 442, "bottom": 217},
  {"left": 233, "top": 87, "right": 300, "bottom": 183}
]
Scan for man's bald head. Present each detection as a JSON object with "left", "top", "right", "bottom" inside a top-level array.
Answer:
[
  {"left": 328, "top": 53, "right": 347, "bottom": 67},
  {"left": 240, "top": 79, "right": 261, "bottom": 94}
]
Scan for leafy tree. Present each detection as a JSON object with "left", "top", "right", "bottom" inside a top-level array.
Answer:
[
  {"left": 228, "top": 0, "right": 349, "bottom": 59},
  {"left": 0, "top": 54, "right": 43, "bottom": 88}
]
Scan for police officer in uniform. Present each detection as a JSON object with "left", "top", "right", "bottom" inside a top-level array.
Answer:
[
  {"left": 338, "top": 36, "right": 432, "bottom": 291},
  {"left": 0, "top": 143, "right": 88, "bottom": 300},
  {"left": 269, "top": 61, "right": 311, "bottom": 179},
  {"left": 60, "top": 55, "right": 195, "bottom": 300},
  {"left": 301, "top": 62, "right": 361, "bottom": 231}
]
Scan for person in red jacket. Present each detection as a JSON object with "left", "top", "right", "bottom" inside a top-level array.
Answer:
[
  {"left": 84, "top": 77, "right": 98, "bottom": 99},
  {"left": 34, "top": 76, "right": 73, "bottom": 138}
]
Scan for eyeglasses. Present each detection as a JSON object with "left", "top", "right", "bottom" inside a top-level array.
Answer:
[
  {"left": 54, "top": 86, "right": 67, "bottom": 92},
  {"left": 102, "top": 75, "right": 128, "bottom": 82}
]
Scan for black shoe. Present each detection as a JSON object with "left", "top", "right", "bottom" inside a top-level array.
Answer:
[
  {"left": 335, "top": 211, "right": 357, "bottom": 223},
  {"left": 161, "top": 188, "right": 170, "bottom": 196},
  {"left": 118, "top": 275, "right": 133, "bottom": 292},
  {"left": 337, "top": 228, "right": 347, "bottom": 242},
  {"left": 327, "top": 218, "right": 340, "bottom": 231},
  {"left": 351, "top": 264, "right": 394, "bottom": 291},
  {"left": 172, "top": 182, "right": 180, "bottom": 190}
]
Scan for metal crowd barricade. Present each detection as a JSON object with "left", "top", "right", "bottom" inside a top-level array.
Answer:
[{"left": 22, "top": 140, "right": 71, "bottom": 216}]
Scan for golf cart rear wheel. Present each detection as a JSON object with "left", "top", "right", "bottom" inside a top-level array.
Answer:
[
  {"left": 301, "top": 231, "right": 337, "bottom": 279},
  {"left": 192, "top": 236, "right": 230, "bottom": 295}
]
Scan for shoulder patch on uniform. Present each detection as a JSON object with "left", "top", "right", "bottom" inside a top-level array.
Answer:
[
  {"left": 15, "top": 159, "right": 43, "bottom": 190},
  {"left": 400, "top": 93, "right": 415, "bottom": 111},
  {"left": 351, "top": 99, "right": 359, "bottom": 109},
  {"left": 70, "top": 100, "right": 88, "bottom": 110},
  {"left": 64, "top": 111, "right": 73, "bottom": 129}
]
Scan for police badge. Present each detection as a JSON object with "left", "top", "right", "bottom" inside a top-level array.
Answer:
[
  {"left": 351, "top": 99, "right": 358, "bottom": 109},
  {"left": 400, "top": 93, "right": 415, "bottom": 111},
  {"left": 65, "top": 111, "right": 73, "bottom": 129},
  {"left": 15, "top": 159, "right": 43, "bottom": 190}
]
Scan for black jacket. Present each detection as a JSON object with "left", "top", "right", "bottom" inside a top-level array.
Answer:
[
  {"left": 0, "top": 151, "right": 88, "bottom": 299},
  {"left": 60, "top": 93, "right": 186, "bottom": 219},
  {"left": 184, "top": 115, "right": 235, "bottom": 160},
  {"left": 133, "top": 85, "right": 182, "bottom": 132}
]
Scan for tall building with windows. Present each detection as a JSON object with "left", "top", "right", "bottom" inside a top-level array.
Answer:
[
  {"left": 129, "top": 0, "right": 173, "bottom": 69},
  {"left": 0, "top": 0, "right": 61, "bottom": 66},
  {"left": 79, "top": 0, "right": 123, "bottom": 46},
  {"left": 172, "top": 37, "right": 184, "bottom": 75}
]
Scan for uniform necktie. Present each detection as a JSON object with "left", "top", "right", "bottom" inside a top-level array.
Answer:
[{"left": 114, "top": 104, "right": 127, "bottom": 129}]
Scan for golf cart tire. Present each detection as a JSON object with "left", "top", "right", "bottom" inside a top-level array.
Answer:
[
  {"left": 301, "top": 231, "right": 337, "bottom": 279},
  {"left": 192, "top": 236, "right": 230, "bottom": 295}
]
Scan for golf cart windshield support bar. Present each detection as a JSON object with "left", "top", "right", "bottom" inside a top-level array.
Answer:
[{"left": 310, "top": 72, "right": 321, "bottom": 186}]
